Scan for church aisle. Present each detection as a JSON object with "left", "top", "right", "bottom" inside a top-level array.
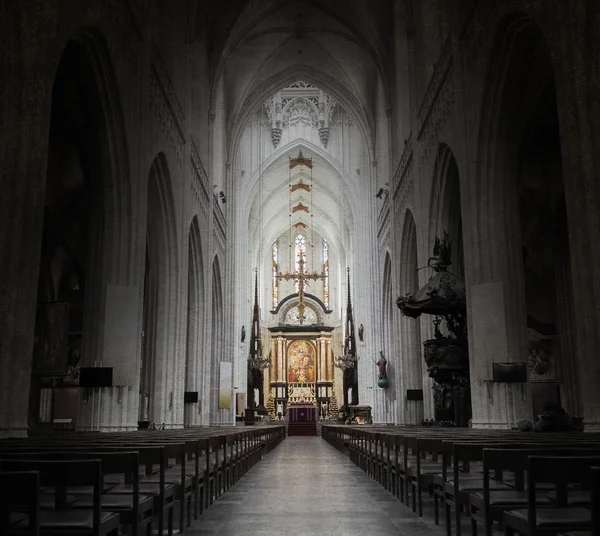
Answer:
[{"left": 188, "top": 436, "right": 441, "bottom": 536}]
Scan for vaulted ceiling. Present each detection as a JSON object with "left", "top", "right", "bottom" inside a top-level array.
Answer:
[
  {"left": 201, "top": 0, "right": 394, "bottom": 142},
  {"left": 198, "top": 0, "right": 394, "bottom": 279}
]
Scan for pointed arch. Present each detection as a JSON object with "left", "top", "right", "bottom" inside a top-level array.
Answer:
[
  {"left": 29, "top": 29, "right": 134, "bottom": 433},
  {"left": 68, "top": 28, "right": 133, "bottom": 283},
  {"left": 381, "top": 251, "right": 396, "bottom": 422},
  {"left": 142, "top": 153, "right": 179, "bottom": 425},
  {"left": 398, "top": 209, "right": 424, "bottom": 424},
  {"left": 210, "top": 255, "right": 225, "bottom": 423},
  {"left": 430, "top": 144, "right": 464, "bottom": 275},
  {"left": 184, "top": 216, "right": 205, "bottom": 426}
]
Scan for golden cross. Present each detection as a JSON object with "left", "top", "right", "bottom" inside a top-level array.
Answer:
[{"left": 277, "top": 256, "right": 326, "bottom": 324}]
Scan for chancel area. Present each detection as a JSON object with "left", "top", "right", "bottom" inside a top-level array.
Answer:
[{"left": 1, "top": 1, "right": 600, "bottom": 535}]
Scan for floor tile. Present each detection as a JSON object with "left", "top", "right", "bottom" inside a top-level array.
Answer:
[{"left": 190, "top": 436, "right": 441, "bottom": 535}]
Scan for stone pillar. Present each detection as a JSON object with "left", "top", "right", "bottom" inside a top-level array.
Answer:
[
  {"left": 320, "top": 337, "right": 326, "bottom": 380},
  {"left": 326, "top": 338, "right": 332, "bottom": 381},
  {"left": 555, "top": 234, "right": 580, "bottom": 417},
  {"left": 466, "top": 277, "right": 532, "bottom": 429},
  {"left": 277, "top": 337, "right": 285, "bottom": 382},
  {"left": 399, "top": 314, "right": 424, "bottom": 424},
  {"left": 0, "top": 12, "right": 54, "bottom": 436},
  {"left": 271, "top": 338, "right": 277, "bottom": 383},
  {"left": 551, "top": 7, "right": 600, "bottom": 430}
]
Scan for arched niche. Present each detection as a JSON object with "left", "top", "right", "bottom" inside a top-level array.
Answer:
[{"left": 278, "top": 298, "right": 324, "bottom": 326}]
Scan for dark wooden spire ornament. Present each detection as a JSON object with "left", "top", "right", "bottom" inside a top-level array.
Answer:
[
  {"left": 246, "top": 269, "right": 271, "bottom": 425},
  {"left": 334, "top": 268, "right": 359, "bottom": 411}
]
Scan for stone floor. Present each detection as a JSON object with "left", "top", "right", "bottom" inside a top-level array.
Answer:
[{"left": 187, "top": 436, "right": 448, "bottom": 536}]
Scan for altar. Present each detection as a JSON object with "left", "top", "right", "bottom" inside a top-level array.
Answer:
[
  {"left": 267, "top": 325, "right": 336, "bottom": 415},
  {"left": 288, "top": 405, "right": 317, "bottom": 422}
]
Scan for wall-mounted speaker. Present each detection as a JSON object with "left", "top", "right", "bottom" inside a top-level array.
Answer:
[
  {"left": 492, "top": 362, "right": 527, "bottom": 383},
  {"left": 79, "top": 367, "right": 113, "bottom": 388},
  {"left": 406, "top": 389, "right": 424, "bottom": 401},
  {"left": 184, "top": 391, "right": 199, "bottom": 403}
]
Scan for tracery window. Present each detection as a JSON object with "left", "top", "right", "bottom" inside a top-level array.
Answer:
[
  {"left": 272, "top": 241, "right": 279, "bottom": 308},
  {"left": 295, "top": 234, "right": 307, "bottom": 293},
  {"left": 323, "top": 239, "right": 329, "bottom": 308}
]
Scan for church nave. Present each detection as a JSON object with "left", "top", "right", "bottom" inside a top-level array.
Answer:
[
  {"left": 2, "top": 1, "right": 600, "bottom": 534},
  {"left": 189, "top": 436, "right": 436, "bottom": 536}
]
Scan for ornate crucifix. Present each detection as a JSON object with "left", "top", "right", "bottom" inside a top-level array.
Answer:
[{"left": 277, "top": 255, "right": 326, "bottom": 324}]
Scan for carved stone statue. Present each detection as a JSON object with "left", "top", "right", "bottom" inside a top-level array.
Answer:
[
  {"left": 241, "top": 325, "right": 246, "bottom": 343},
  {"left": 428, "top": 231, "right": 452, "bottom": 272},
  {"left": 358, "top": 324, "right": 364, "bottom": 341},
  {"left": 376, "top": 351, "right": 387, "bottom": 380}
]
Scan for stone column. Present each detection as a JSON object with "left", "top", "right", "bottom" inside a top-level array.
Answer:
[
  {"left": 271, "top": 338, "right": 277, "bottom": 384},
  {"left": 277, "top": 337, "right": 285, "bottom": 382},
  {"left": 0, "top": 12, "right": 54, "bottom": 436},
  {"left": 551, "top": 6, "right": 600, "bottom": 430},
  {"left": 326, "top": 338, "right": 332, "bottom": 382},
  {"left": 320, "top": 337, "right": 326, "bottom": 380},
  {"left": 555, "top": 233, "right": 580, "bottom": 417}
]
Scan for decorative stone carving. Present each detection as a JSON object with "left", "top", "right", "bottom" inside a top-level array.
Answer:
[
  {"left": 289, "top": 80, "right": 314, "bottom": 88},
  {"left": 461, "top": 0, "right": 504, "bottom": 67},
  {"left": 271, "top": 127, "right": 282, "bottom": 148},
  {"left": 393, "top": 133, "right": 413, "bottom": 202},
  {"left": 265, "top": 98, "right": 275, "bottom": 124},
  {"left": 285, "top": 306, "right": 317, "bottom": 325},
  {"left": 282, "top": 98, "right": 319, "bottom": 128},
  {"left": 417, "top": 37, "right": 453, "bottom": 131},
  {"left": 190, "top": 137, "right": 210, "bottom": 215},
  {"left": 150, "top": 41, "right": 186, "bottom": 161},
  {"left": 107, "top": 0, "right": 143, "bottom": 71},
  {"left": 213, "top": 192, "right": 227, "bottom": 253},
  {"left": 527, "top": 328, "right": 556, "bottom": 380},
  {"left": 318, "top": 126, "right": 329, "bottom": 148},
  {"left": 415, "top": 35, "right": 455, "bottom": 164}
]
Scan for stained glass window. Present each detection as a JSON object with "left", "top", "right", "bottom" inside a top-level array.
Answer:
[
  {"left": 323, "top": 239, "right": 329, "bottom": 308},
  {"left": 295, "top": 234, "right": 307, "bottom": 292},
  {"left": 272, "top": 242, "right": 279, "bottom": 308}
]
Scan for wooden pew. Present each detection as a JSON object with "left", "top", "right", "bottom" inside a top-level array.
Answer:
[
  {"left": 0, "top": 425, "right": 286, "bottom": 536},
  {"left": 469, "top": 447, "right": 600, "bottom": 536},
  {"left": 503, "top": 455, "right": 600, "bottom": 536},
  {"left": 0, "top": 471, "right": 40, "bottom": 536},
  {"left": 1, "top": 459, "right": 120, "bottom": 536},
  {"left": 1, "top": 450, "right": 153, "bottom": 536}
]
